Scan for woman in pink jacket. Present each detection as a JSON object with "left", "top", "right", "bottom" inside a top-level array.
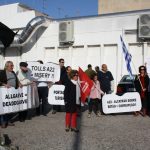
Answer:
[{"left": 88, "top": 74, "right": 104, "bottom": 117}]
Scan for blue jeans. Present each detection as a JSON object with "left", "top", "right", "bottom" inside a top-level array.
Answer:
[{"left": 0, "top": 115, "right": 7, "bottom": 125}]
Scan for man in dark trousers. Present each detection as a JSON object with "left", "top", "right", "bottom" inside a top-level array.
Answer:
[
  {"left": 52, "top": 58, "right": 68, "bottom": 114},
  {"left": 97, "top": 64, "right": 114, "bottom": 115},
  {"left": 16, "top": 62, "right": 34, "bottom": 121}
]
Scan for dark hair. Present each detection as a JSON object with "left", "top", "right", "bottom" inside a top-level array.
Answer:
[
  {"left": 95, "top": 66, "right": 100, "bottom": 71},
  {"left": 91, "top": 73, "right": 97, "bottom": 80},
  {"left": 37, "top": 60, "right": 43, "bottom": 64},
  {"left": 69, "top": 70, "right": 78, "bottom": 79},
  {"left": 139, "top": 65, "right": 146, "bottom": 73},
  {"left": 59, "top": 58, "right": 64, "bottom": 63},
  {"left": 20, "top": 62, "right": 28, "bottom": 67},
  {"left": 88, "top": 64, "right": 92, "bottom": 68},
  {"left": 66, "top": 66, "right": 71, "bottom": 71}
]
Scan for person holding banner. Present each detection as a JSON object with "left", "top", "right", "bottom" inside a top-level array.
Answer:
[
  {"left": 134, "top": 66, "right": 149, "bottom": 116},
  {"left": 52, "top": 58, "right": 67, "bottom": 114},
  {"left": 16, "top": 62, "right": 34, "bottom": 122},
  {"left": 36, "top": 60, "right": 49, "bottom": 116},
  {"left": 88, "top": 74, "right": 104, "bottom": 118},
  {"left": 64, "top": 70, "right": 80, "bottom": 132},
  {"left": 0, "top": 61, "right": 21, "bottom": 128}
]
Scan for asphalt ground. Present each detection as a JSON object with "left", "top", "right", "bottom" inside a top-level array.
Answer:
[{"left": 1, "top": 109, "right": 150, "bottom": 150}]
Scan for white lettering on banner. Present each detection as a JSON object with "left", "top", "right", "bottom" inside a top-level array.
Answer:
[
  {"left": 0, "top": 85, "right": 39, "bottom": 115},
  {"left": 27, "top": 62, "right": 60, "bottom": 82},
  {"left": 48, "top": 85, "right": 65, "bottom": 105},
  {"left": 102, "top": 92, "right": 142, "bottom": 114},
  {"left": 80, "top": 81, "right": 89, "bottom": 93}
]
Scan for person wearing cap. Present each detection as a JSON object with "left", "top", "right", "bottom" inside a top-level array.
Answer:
[
  {"left": 16, "top": 62, "right": 34, "bottom": 122},
  {"left": 0, "top": 61, "right": 21, "bottom": 128},
  {"left": 16, "top": 62, "right": 33, "bottom": 86}
]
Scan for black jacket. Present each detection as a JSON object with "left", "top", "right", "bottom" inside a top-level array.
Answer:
[
  {"left": 64, "top": 80, "right": 77, "bottom": 113},
  {"left": 0, "top": 70, "right": 19, "bottom": 89},
  {"left": 134, "top": 74, "right": 149, "bottom": 98}
]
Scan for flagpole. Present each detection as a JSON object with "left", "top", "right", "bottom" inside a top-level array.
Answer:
[
  {"left": 126, "top": 39, "right": 144, "bottom": 91},
  {"left": 125, "top": 37, "right": 144, "bottom": 91},
  {"left": 120, "top": 34, "right": 144, "bottom": 91}
]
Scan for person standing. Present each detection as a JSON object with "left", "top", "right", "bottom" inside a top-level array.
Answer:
[
  {"left": 52, "top": 58, "right": 68, "bottom": 114},
  {"left": 16, "top": 62, "right": 34, "bottom": 122},
  {"left": 36, "top": 60, "right": 49, "bottom": 116},
  {"left": 64, "top": 70, "right": 80, "bottom": 132},
  {"left": 0, "top": 61, "right": 21, "bottom": 128},
  {"left": 95, "top": 66, "right": 100, "bottom": 74},
  {"left": 88, "top": 74, "right": 104, "bottom": 118},
  {"left": 66, "top": 66, "right": 72, "bottom": 77},
  {"left": 134, "top": 66, "right": 149, "bottom": 116},
  {"left": 97, "top": 64, "right": 114, "bottom": 94},
  {"left": 85, "top": 64, "right": 96, "bottom": 79}
]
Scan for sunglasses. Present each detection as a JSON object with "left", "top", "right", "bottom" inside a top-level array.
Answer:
[
  {"left": 74, "top": 74, "right": 78, "bottom": 77},
  {"left": 60, "top": 62, "right": 64, "bottom": 63}
]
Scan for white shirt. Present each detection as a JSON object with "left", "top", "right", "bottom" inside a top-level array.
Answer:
[{"left": 71, "top": 80, "right": 81, "bottom": 105}]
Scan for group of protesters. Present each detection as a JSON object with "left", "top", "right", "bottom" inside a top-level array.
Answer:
[
  {"left": 0, "top": 60, "right": 49, "bottom": 128},
  {"left": 0, "top": 58, "right": 150, "bottom": 132},
  {"left": 0, "top": 58, "right": 114, "bottom": 132}
]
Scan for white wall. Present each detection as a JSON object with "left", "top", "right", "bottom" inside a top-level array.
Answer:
[{"left": 1, "top": 3, "right": 150, "bottom": 90}]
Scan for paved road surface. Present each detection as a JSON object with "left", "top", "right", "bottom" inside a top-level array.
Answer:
[{"left": 1, "top": 111, "right": 150, "bottom": 150}]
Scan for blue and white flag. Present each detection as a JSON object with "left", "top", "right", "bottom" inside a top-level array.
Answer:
[{"left": 120, "top": 35, "right": 133, "bottom": 79}]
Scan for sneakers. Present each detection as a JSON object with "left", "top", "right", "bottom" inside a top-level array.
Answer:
[
  {"left": 88, "top": 112, "right": 101, "bottom": 117},
  {"left": 7, "top": 122, "right": 15, "bottom": 126},
  {"left": 52, "top": 110, "right": 56, "bottom": 114},
  {"left": 96, "top": 112, "right": 101, "bottom": 117},
  {"left": 1, "top": 124, "right": 7, "bottom": 128},
  {"left": 88, "top": 113, "right": 91, "bottom": 118},
  {"left": 71, "top": 128, "right": 79, "bottom": 133},
  {"left": 65, "top": 127, "right": 70, "bottom": 132}
]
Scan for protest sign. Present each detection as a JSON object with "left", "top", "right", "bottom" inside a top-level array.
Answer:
[
  {"left": 0, "top": 85, "right": 39, "bottom": 115},
  {"left": 102, "top": 92, "right": 141, "bottom": 114},
  {"left": 27, "top": 61, "right": 60, "bottom": 82},
  {"left": 48, "top": 84, "right": 65, "bottom": 105}
]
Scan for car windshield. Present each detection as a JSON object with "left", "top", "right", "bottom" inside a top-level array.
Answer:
[{"left": 121, "top": 75, "right": 135, "bottom": 82}]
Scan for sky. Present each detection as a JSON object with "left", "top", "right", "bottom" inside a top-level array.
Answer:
[{"left": 0, "top": 0, "right": 98, "bottom": 19}]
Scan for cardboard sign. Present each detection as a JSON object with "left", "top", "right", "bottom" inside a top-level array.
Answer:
[
  {"left": 48, "top": 84, "right": 65, "bottom": 105},
  {"left": 0, "top": 85, "right": 39, "bottom": 115},
  {"left": 102, "top": 92, "right": 141, "bottom": 114},
  {"left": 27, "top": 61, "right": 60, "bottom": 82}
]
